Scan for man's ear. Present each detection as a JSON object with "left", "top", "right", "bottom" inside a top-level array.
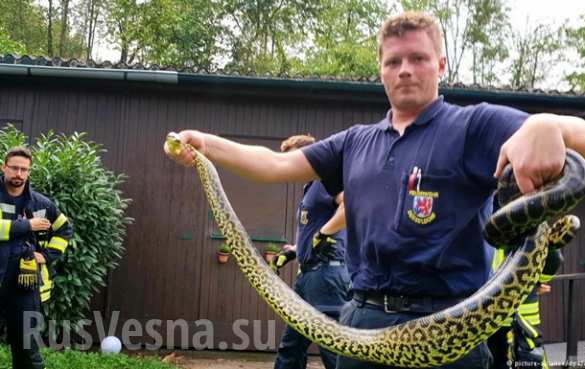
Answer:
[{"left": 438, "top": 56, "right": 446, "bottom": 77}]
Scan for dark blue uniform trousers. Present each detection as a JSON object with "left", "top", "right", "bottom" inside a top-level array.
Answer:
[
  {"left": 0, "top": 256, "right": 44, "bottom": 369},
  {"left": 274, "top": 262, "right": 351, "bottom": 369},
  {"left": 336, "top": 299, "right": 493, "bottom": 369}
]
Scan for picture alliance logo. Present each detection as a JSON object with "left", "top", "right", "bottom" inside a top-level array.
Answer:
[{"left": 23, "top": 310, "right": 277, "bottom": 351}]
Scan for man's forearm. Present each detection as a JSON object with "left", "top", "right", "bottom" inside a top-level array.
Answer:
[
  {"left": 555, "top": 114, "right": 585, "bottom": 156},
  {"left": 526, "top": 114, "right": 585, "bottom": 156},
  {"left": 320, "top": 203, "right": 346, "bottom": 235},
  {"left": 200, "top": 133, "right": 319, "bottom": 183}
]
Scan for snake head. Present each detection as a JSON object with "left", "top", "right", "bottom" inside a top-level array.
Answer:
[{"left": 165, "top": 132, "right": 183, "bottom": 156}]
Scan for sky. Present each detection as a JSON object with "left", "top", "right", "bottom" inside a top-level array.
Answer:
[
  {"left": 508, "top": 0, "right": 585, "bottom": 89},
  {"left": 509, "top": 0, "right": 585, "bottom": 29}
]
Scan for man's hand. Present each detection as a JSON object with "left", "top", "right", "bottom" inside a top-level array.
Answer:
[
  {"left": 29, "top": 217, "right": 51, "bottom": 231},
  {"left": 34, "top": 252, "right": 46, "bottom": 264},
  {"left": 312, "top": 231, "right": 337, "bottom": 260},
  {"left": 537, "top": 283, "right": 551, "bottom": 295},
  {"left": 270, "top": 245, "right": 296, "bottom": 274},
  {"left": 494, "top": 116, "right": 565, "bottom": 194},
  {"left": 164, "top": 130, "right": 208, "bottom": 167}
]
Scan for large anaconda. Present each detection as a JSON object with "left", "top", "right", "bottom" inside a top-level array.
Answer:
[{"left": 165, "top": 132, "right": 585, "bottom": 367}]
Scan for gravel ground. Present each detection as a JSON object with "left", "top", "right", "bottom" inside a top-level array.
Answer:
[
  {"left": 147, "top": 341, "right": 585, "bottom": 369},
  {"left": 158, "top": 350, "right": 326, "bottom": 369}
]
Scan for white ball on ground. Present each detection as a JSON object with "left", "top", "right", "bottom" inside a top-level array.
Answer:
[{"left": 100, "top": 336, "right": 122, "bottom": 354}]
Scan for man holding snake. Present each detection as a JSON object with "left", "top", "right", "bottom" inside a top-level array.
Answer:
[{"left": 165, "top": 12, "right": 585, "bottom": 369}]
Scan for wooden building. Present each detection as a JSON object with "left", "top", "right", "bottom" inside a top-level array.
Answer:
[{"left": 0, "top": 56, "right": 584, "bottom": 350}]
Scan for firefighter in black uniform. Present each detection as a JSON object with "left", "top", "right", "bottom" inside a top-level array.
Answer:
[
  {"left": 489, "top": 246, "right": 564, "bottom": 369},
  {"left": 0, "top": 147, "right": 72, "bottom": 369}
]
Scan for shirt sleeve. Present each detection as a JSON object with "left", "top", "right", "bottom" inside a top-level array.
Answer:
[
  {"left": 463, "top": 103, "right": 529, "bottom": 187},
  {"left": 301, "top": 129, "right": 349, "bottom": 197},
  {"left": 40, "top": 200, "right": 72, "bottom": 266}
]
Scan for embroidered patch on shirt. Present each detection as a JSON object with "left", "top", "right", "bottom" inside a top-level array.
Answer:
[{"left": 407, "top": 190, "right": 439, "bottom": 225}]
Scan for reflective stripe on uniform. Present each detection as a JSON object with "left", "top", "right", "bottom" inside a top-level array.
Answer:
[
  {"left": 503, "top": 306, "right": 541, "bottom": 327},
  {"left": 519, "top": 302, "right": 541, "bottom": 325},
  {"left": 0, "top": 219, "right": 11, "bottom": 240},
  {"left": 40, "top": 287, "right": 51, "bottom": 303},
  {"left": 520, "top": 313, "right": 541, "bottom": 326},
  {"left": 40, "top": 264, "right": 52, "bottom": 303},
  {"left": 519, "top": 302, "right": 539, "bottom": 315},
  {"left": 492, "top": 248, "right": 505, "bottom": 272},
  {"left": 0, "top": 203, "right": 15, "bottom": 214},
  {"left": 51, "top": 213, "right": 68, "bottom": 231},
  {"left": 40, "top": 290, "right": 51, "bottom": 303},
  {"left": 47, "top": 236, "right": 68, "bottom": 252},
  {"left": 518, "top": 314, "right": 540, "bottom": 338}
]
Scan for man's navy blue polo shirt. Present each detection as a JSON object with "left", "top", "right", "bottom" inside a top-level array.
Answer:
[
  {"left": 295, "top": 181, "right": 346, "bottom": 266},
  {"left": 302, "top": 96, "right": 528, "bottom": 298}
]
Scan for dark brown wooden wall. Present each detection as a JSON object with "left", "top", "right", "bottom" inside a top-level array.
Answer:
[
  {"left": 0, "top": 75, "right": 583, "bottom": 349},
  {"left": 539, "top": 201, "right": 585, "bottom": 342}
]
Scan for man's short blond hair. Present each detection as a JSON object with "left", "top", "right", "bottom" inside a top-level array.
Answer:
[
  {"left": 280, "top": 134, "right": 315, "bottom": 152},
  {"left": 377, "top": 12, "right": 443, "bottom": 60}
]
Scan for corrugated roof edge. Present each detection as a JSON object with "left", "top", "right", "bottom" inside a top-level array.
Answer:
[{"left": 1, "top": 54, "right": 585, "bottom": 107}]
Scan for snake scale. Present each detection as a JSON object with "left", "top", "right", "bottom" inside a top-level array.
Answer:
[{"left": 165, "top": 132, "right": 585, "bottom": 368}]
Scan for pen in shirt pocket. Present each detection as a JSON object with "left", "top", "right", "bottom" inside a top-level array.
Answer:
[{"left": 408, "top": 166, "right": 418, "bottom": 192}]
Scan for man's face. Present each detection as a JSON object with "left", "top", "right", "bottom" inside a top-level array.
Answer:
[
  {"left": 2, "top": 156, "right": 31, "bottom": 189},
  {"left": 379, "top": 29, "right": 446, "bottom": 112}
]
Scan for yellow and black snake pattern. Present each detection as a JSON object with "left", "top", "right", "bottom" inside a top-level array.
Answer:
[{"left": 165, "top": 132, "right": 585, "bottom": 368}]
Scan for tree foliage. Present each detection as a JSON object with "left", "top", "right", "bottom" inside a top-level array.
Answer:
[
  {"left": 0, "top": 26, "right": 27, "bottom": 56},
  {"left": 77, "top": 0, "right": 105, "bottom": 61},
  {"left": 566, "top": 16, "right": 585, "bottom": 91},
  {"left": 104, "top": 0, "right": 222, "bottom": 68},
  {"left": 0, "top": 0, "right": 47, "bottom": 56},
  {"left": 220, "top": 0, "right": 321, "bottom": 74},
  {"left": 0, "top": 0, "right": 581, "bottom": 89},
  {"left": 509, "top": 21, "right": 565, "bottom": 89},
  {"left": 400, "top": 0, "right": 510, "bottom": 84},
  {"left": 291, "top": 0, "right": 387, "bottom": 77},
  {"left": 139, "top": 0, "right": 222, "bottom": 68},
  {"left": 0, "top": 0, "right": 88, "bottom": 58}
]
